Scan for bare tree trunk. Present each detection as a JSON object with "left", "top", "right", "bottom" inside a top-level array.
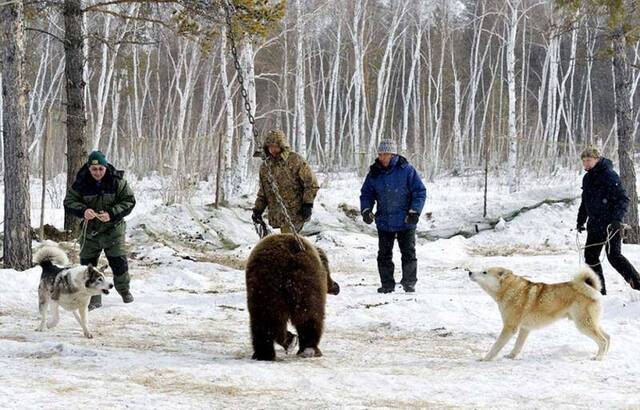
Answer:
[
  {"left": 1, "top": 0, "right": 32, "bottom": 269},
  {"left": 323, "top": 20, "right": 341, "bottom": 167},
  {"left": 294, "top": 0, "right": 306, "bottom": 157},
  {"left": 0, "top": 73, "right": 3, "bottom": 172},
  {"left": 451, "top": 43, "right": 463, "bottom": 173},
  {"left": 40, "top": 110, "right": 51, "bottom": 241},
  {"left": 350, "top": 0, "right": 365, "bottom": 168},
  {"left": 220, "top": 25, "right": 234, "bottom": 204},
  {"left": 231, "top": 39, "right": 256, "bottom": 195},
  {"left": 612, "top": 28, "right": 639, "bottom": 243},
  {"left": 64, "top": 0, "right": 88, "bottom": 232},
  {"left": 506, "top": 0, "right": 520, "bottom": 193},
  {"left": 367, "top": 2, "right": 404, "bottom": 156}
]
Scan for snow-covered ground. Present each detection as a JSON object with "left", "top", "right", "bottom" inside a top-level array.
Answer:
[{"left": 1, "top": 171, "right": 640, "bottom": 409}]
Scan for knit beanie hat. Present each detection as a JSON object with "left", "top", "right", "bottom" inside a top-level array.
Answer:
[
  {"left": 87, "top": 150, "right": 108, "bottom": 166},
  {"left": 377, "top": 139, "right": 398, "bottom": 154},
  {"left": 580, "top": 145, "right": 600, "bottom": 159}
]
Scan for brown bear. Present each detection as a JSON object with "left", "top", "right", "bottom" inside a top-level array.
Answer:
[{"left": 245, "top": 234, "right": 340, "bottom": 361}]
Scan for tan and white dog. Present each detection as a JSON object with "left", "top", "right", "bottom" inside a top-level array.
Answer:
[
  {"left": 34, "top": 245, "right": 113, "bottom": 338},
  {"left": 469, "top": 267, "right": 610, "bottom": 361}
]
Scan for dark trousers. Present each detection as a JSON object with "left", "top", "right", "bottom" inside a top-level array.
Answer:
[
  {"left": 584, "top": 229, "right": 640, "bottom": 295},
  {"left": 377, "top": 228, "right": 417, "bottom": 289},
  {"left": 81, "top": 255, "right": 129, "bottom": 305}
]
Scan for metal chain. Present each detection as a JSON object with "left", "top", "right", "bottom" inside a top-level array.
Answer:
[{"left": 222, "top": 0, "right": 305, "bottom": 250}]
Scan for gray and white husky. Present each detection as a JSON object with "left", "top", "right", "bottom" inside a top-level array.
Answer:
[{"left": 34, "top": 245, "right": 113, "bottom": 338}]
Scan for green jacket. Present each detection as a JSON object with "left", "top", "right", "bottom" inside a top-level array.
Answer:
[
  {"left": 64, "top": 164, "right": 136, "bottom": 235},
  {"left": 254, "top": 131, "right": 319, "bottom": 228}
]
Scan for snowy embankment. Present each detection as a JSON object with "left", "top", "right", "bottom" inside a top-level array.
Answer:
[{"left": 1, "top": 171, "right": 639, "bottom": 409}]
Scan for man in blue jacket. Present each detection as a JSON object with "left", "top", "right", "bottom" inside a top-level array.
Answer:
[
  {"left": 360, "top": 139, "right": 427, "bottom": 293},
  {"left": 577, "top": 146, "right": 640, "bottom": 295}
]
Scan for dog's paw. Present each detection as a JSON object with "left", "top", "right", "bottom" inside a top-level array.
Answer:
[
  {"left": 47, "top": 321, "right": 58, "bottom": 329},
  {"left": 505, "top": 353, "right": 518, "bottom": 360},
  {"left": 84, "top": 331, "right": 94, "bottom": 339},
  {"left": 592, "top": 355, "right": 605, "bottom": 361},
  {"left": 35, "top": 326, "right": 45, "bottom": 332}
]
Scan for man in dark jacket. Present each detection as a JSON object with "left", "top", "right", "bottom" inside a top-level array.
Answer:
[
  {"left": 360, "top": 139, "right": 427, "bottom": 293},
  {"left": 64, "top": 150, "right": 137, "bottom": 309},
  {"left": 577, "top": 146, "right": 640, "bottom": 295}
]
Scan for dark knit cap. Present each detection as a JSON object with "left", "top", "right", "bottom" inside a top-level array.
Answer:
[{"left": 87, "top": 150, "right": 108, "bottom": 166}]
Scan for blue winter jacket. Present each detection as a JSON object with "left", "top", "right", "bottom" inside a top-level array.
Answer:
[{"left": 360, "top": 155, "right": 427, "bottom": 232}]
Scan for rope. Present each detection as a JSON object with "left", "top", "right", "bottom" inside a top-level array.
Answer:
[
  {"left": 221, "top": 0, "right": 305, "bottom": 251},
  {"left": 77, "top": 219, "right": 88, "bottom": 255},
  {"left": 575, "top": 224, "right": 623, "bottom": 267}
]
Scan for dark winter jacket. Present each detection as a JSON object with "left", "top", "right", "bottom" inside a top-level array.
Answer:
[
  {"left": 360, "top": 155, "right": 427, "bottom": 232},
  {"left": 577, "top": 157, "right": 629, "bottom": 233},
  {"left": 64, "top": 163, "right": 136, "bottom": 234}
]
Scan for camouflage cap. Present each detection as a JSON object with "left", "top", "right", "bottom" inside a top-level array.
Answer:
[
  {"left": 580, "top": 145, "right": 601, "bottom": 159},
  {"left": 263, "top": 129, "right": 289, "bottom": 150}
]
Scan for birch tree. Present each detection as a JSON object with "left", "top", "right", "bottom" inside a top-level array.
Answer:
[
  {"left": 505, "top": 0, "right": 521, "bottom": 193},
  {"left": 293, "top": 0, "right": 306, "bottom": 157}
]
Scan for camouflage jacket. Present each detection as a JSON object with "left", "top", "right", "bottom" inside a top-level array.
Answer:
[{"left": 254, "top": 133, "right": 319, "bottom": 228}]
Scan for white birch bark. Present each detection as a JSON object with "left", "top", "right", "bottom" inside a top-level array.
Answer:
[
  {"left": 220, "top": 24, "right": 235, "bottom": 203},
  {"left": 294, "top": 0, "right": 306, "bottom": 156},
  {"left": 367, "top": 2, "right": 405, "bottom": 155},
  {"left": 231, "top": 39, "right": 256, "bottom": 196},
  {"left": 506, "top": 0, "right": 520, "bottom": 192}
]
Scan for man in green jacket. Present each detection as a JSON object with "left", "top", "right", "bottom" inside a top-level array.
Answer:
[
  {"left": 252, "top": 129, "right": 319, "bottom": 233},
  {"left": 64, "top": 151, "right": 136, "bottom": 310}
]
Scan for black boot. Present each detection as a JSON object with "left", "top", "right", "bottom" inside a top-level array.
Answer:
[
  {"left": 377, "top": 286, "right": 394, "bottom": 294},
  {"left": 119, "top": 290, "right": 134, "bottom": 303}
]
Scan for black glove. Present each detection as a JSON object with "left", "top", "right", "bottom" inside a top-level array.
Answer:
[
  {"left": 576, "top": 224, "right": 585, "bottom": 233},
  {"left": 301, "top": 203, "right": 313, "bottom": 220},
  {"left": 251, "top": 208, "right": 264, "bottom": 224},
  {"left": 405, "top": 210, "right": 420, "bottom": 225},
  {"left": 609, "top": 220, "right": 623, "bottom": 232},
  {"left": 362, "top": 209, "right": 374, "bottom": 225}
]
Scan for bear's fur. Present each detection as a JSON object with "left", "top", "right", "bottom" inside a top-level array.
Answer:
[{"left": 245, "top": 234, "right": 340, "bottom": 361}]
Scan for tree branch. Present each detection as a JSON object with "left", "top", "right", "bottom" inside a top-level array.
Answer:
[
  {"left": 89, "top": 8, "right": 174, "bottom": 30},
  {"left": 83, "top": 0, "right": 178, "bottom": 13},
  {"left": 25, "top": 27, "right": 67, "bottom": 45}
]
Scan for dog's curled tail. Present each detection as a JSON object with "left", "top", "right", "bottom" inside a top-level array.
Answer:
[
  {"left": 33, "top": 245, "right": 69, "bottom": 267},
  {"left": 572, "top": 267, "right": 602, "bottom": 299}
]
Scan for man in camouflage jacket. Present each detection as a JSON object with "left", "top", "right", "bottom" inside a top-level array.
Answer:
[
  {"left": 64, "top": 150, "right": 136, "bottom": 310},
  {"left": 252, "top": 129, "right": 319, "bottom": 233}
]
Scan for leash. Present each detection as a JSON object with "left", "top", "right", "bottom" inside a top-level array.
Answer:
[
  {"left": 575, "top": 223, "right": 625, "bottom": 267},
  {"left": 77, "top": 219, "right": 89, "bottom": 255}
]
